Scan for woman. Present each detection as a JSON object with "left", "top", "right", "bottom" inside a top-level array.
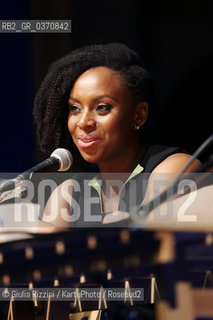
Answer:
[{"left": 33, "top": 43, "right": 200, "bottom": 227}]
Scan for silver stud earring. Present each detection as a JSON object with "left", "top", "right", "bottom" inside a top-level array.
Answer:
[{"left": 134, "top": 123, "right": 140, "bottom": 130}]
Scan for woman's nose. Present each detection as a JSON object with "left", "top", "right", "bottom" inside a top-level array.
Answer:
[{"left": 77, "top": 110, "right": 96, "bottom": 131}]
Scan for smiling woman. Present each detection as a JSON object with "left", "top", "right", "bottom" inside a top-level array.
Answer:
[
  {"left": 33, "top": 43, "right": 200, "bottom": 227},
  {"left": 32, "top": 42, "right": 203, "bottom": 320},
  {"left": 68, "top": 66, "right": 148, "bottom": 171}
]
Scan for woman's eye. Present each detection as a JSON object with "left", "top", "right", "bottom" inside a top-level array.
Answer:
[
  {"left": 69, "top": 104, "right": 81, "bottom": 113},
  {"left": 96, "top": 104, "right": 111, "bottom": 112}
]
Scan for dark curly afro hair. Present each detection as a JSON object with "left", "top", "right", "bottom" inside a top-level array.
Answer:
[{"left": 33, "top": 43, "right": 153, "bottom": 160}]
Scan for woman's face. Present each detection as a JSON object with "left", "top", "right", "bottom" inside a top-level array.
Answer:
[{"left": 68, "top": 67, "right": 141, "bottom": 166}]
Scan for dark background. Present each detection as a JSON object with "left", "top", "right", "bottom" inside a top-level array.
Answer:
[{"left": 0, "top": 0, "right": 213, "bottom": 173}]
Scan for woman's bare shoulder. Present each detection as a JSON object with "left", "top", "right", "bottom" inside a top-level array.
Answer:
[{"left": 152, "top": 153, "right": 201, "bottom": 173}]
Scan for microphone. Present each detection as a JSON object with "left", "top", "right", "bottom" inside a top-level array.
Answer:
[{"left": 0, "top": 148, "right": 73, "bottom": 193}]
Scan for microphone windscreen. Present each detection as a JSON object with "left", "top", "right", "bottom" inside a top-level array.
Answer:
[{"left": 51, "top": 148, "right": 73, "bottom": 171}]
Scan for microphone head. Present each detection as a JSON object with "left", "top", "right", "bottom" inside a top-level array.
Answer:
[{"left": 51, "top": 148, "right": 73, "bottom": 171}]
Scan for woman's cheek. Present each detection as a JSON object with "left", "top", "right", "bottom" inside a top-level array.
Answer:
[{"left": 67, "top": 117, "right": 75, "bottom": 135}]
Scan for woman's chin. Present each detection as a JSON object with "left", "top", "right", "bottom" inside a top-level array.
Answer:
[{"left": 80, "top": 152, "right": 100, "bottom": 164}]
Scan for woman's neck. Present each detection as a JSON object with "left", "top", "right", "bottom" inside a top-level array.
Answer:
[{"left": 98, "top": 141, "right": 146, "bottom": 178}]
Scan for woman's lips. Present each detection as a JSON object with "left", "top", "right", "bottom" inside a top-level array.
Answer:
[{"left": 78, "top": 136, "right": 100, "bottom": 148}]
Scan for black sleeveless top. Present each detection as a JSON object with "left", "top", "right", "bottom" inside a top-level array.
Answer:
[{"left": 71, "top": 145, "right": 188, "bottom": 227}]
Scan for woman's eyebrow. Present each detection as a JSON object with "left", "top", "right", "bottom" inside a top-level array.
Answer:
[
  {"left": 69, "top": 95, "right": 118, "bottom": 103},
  {"left": 69, "top": 96, "right": 80, "bottom": 103},
  {"left": 93, "top": 95, "right": 118, "bottom": 102}
]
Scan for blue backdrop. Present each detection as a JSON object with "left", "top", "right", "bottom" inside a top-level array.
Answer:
[{"left": 0, "top": 1, "right": 34, "bottom": 173}]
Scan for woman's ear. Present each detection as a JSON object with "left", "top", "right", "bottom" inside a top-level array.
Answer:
[{"left": 134, "top": 101, "right": 148, "bottom": 129}]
